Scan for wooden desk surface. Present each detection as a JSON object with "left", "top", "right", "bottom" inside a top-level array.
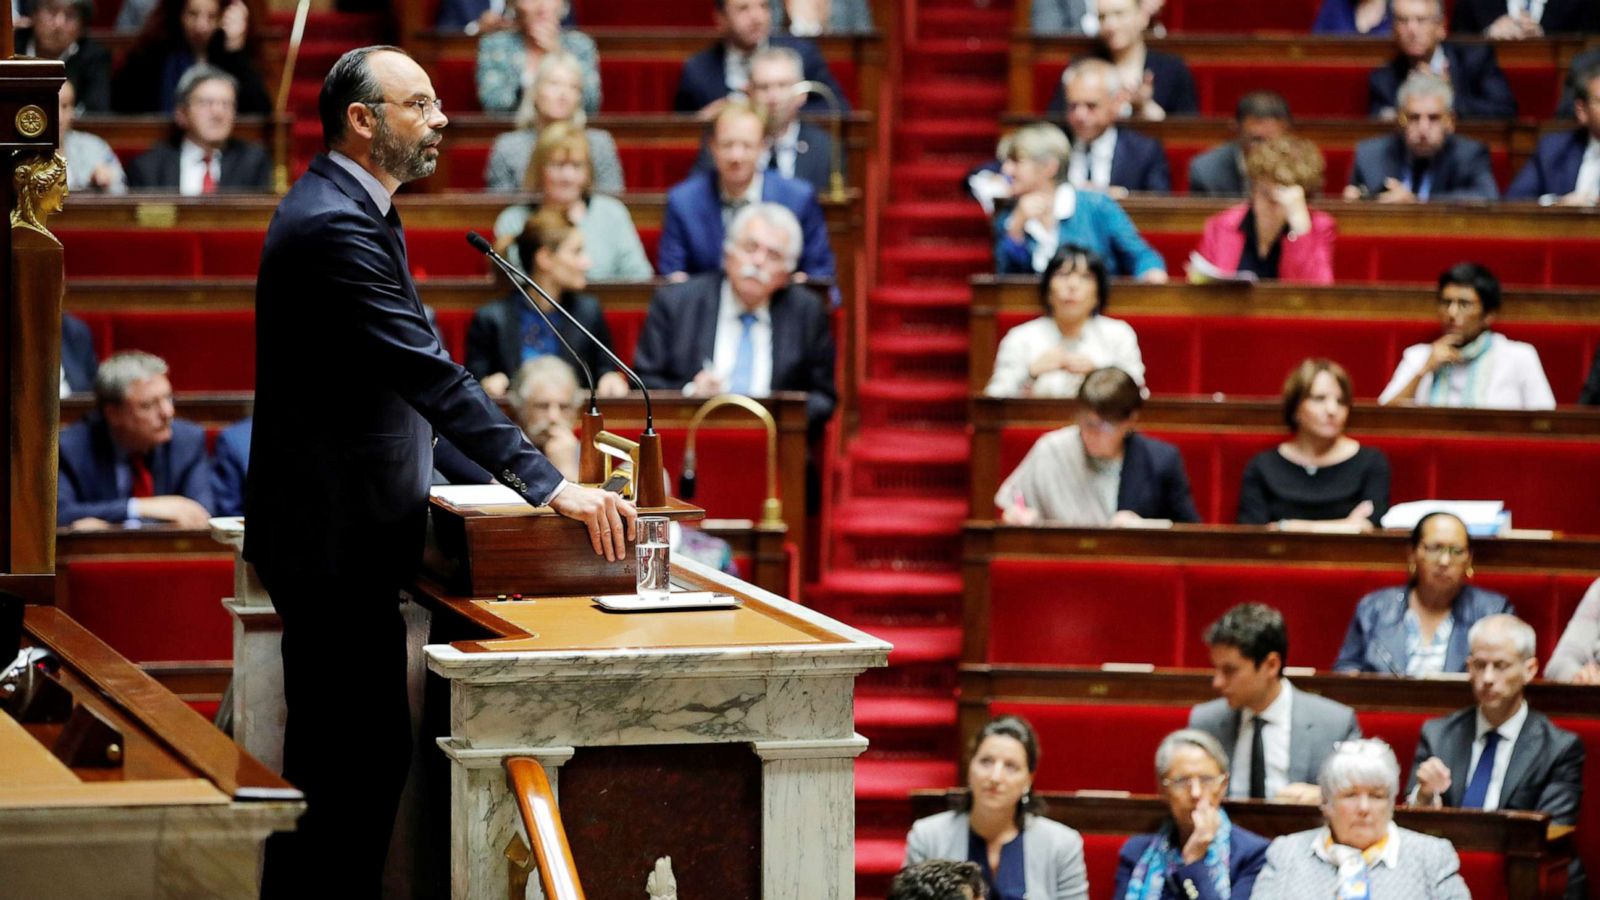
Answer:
[{"left": 462, "top": 595, "right": 833, "bottom": 653}]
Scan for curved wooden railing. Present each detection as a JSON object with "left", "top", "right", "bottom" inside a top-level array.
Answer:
[{"left": 504, "top": 757, "right": 585, "bottom": 900}]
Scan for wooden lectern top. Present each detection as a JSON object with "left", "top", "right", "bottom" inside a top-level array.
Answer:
[{"left": 459, "top": 595, "right": 838, "bottom": 653}]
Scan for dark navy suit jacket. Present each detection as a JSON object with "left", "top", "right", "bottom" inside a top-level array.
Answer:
[
  {"left": 1451, "top": 0, "right": 1600, "bottom": 34},
  {"left": 1112, "top": 825, "right": 1270, "bottom": 900},
  {"left": 1347, "top": 132, "right": 1500, "bottom": 200},
  {"left": 1408, "top": 707, "right": 1584, "bottom": 824},
  {"left": 1368, "top": 43, "right": 1517, "bottom": 119},
  {"left": 1047, "top": 49, "right": 1200, "bottom": 118},
  {"left": 694, "top": 122, "right": 839, "bottom": 196},
  {"left": 656, "top": 168, "right": 835, "bottom": 281},
  {"left": 1333, "top": 583, "right": 1512, "bottom": 674},
  {"left": 60, "top": 313, "right": 98, "bottom": 394},
  {"left": 245, "top": 154, "right": 563, "bottom": 593},
  {"left": 672, "top": 34, "right": 850, "bottom": 115},
  {"left": 631, "top": 273, "right": 836, "bottom": 434},
  {"left": 1118, "top": 431, "right": 1200, "bottom": 522},
  {"left": 1507, "top": 129, "right": 1593, "bottom": 200},
  {"left": 210, "top": 417, "right": 251, "bottom": 518},
  {"left": 58, "top": 415, "right": 213, "bottom": 525},
  {"left": 126, "top": 138, "right": 274, "bottom": 192}
]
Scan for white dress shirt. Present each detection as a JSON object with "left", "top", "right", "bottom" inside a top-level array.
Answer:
[
  {"left": 1467, "top": 699, "right": 1529, "bottom": 811},
  {"left": 707, "top": 278, "right": 774, "bottom": 395},
  {"left": 1574, "top": 136, "right": 1600, "bottom": 200},
  {"left": 1067, "top": 127, "right": 1118, "bottom": 191},
  {"left": 724, "top": 42, "right": 757, "bottom": 93},
  {"left": 178, "top": 139, "right": 222, "bottom": 197},
  {"left": 984, "top": 314, "right": 1147, "bottom": 398},
  {"left": 1229, "top": 678, "right": 1295, "bottom": 800},
  {"left": 1379, "top": 332, "right": 1556, "bottom": 410}
]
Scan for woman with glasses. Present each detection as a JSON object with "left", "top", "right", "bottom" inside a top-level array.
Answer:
[
  {"left": 905, "top": 715, "right": 1089, "bottom": 900},
  {"left": 1254, "top": 739, "right": 1470, "bottom": 898},
  {"left": 1333, "top": 512, "right": 1513, "bottom": 675},
  {"left": 1113, "top": 729, "right": 1268, "bottom": 900}
]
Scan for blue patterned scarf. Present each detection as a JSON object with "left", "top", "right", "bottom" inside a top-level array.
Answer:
[
  {"left": 1123, "top": 808, "right": 1234, "bottom": 900},
  {"left": 1427, "top": 330, "right": 1495, "bottom": 407}
]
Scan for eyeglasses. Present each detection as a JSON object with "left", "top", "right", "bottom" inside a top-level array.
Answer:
[
  {"left": 1418, "top": 542, "right": 1469, "bottom": 561},
  {"left": 370, "top": 97, "right": 444, "bottom": 116},
  {"left": 1162, "top": 774, "right": 1227, "bottom": 792}
]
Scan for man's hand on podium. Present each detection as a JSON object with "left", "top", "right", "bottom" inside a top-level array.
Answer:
[{"left": 550, "top": 484, "right": 638, "bottom": 561}]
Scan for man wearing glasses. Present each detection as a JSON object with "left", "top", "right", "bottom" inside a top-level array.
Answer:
[
  {"left": 248, "top": 46, "right": 635, "bottom": 896},
  {"left": 1408, "top": 614, "right": 1586, "bottom": 898},
  {"left": 1379, "top": 262, "right": 1555, "bottom": 409},
  {"left": 125, "top": 63, "right": 271, "bottom": 194}
]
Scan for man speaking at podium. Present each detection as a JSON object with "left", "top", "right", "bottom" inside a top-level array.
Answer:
[{"left": 245, "top": 46, "right": 636, "bottom": 897}]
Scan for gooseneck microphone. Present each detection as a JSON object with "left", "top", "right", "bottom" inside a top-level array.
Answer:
[{"left": 467, "top": 231, "right": 666, "bottom": 506}]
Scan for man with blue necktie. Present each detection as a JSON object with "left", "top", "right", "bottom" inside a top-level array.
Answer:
[
  {"left": 1345, "top": 72, "right": 1498, "bottom": 203},
  {"left": 1408, "top": 614, "right": 1585, "bottom": 898}
]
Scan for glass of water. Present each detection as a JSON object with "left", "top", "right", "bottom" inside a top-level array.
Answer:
[{"left": 635, "top": 516, "right": 671, "bottom": 601}]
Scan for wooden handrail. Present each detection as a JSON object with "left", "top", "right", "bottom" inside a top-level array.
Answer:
[{"left": 504, "top": 757, "right": 585, "bottom": 900}]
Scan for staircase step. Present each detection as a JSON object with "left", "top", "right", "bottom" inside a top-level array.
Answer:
[
  {"left": 856, "top": 836, "right": 906, "bottom": 877},
  {"left": 901, "top": 81, "right": 1008, "bottom": 118},
  {"left": 893, "top": 119, "right": 999, "bottom": 163},
  {"left": 811, "top": 568, "right": 964, "bottom": 624},
  {"left": 866, "top": 332, "right": 970, "bottom": 380},
  {"left": 832, "top": 498, "right": 967, "bottom": 534},
  {"left": 890, "top": 160, "right": 977, "bottom": 202},
  {"left": 882, "top": 201, "right": 991, "bottom": 245},
  {"left": 850, "top": 428, "right": 968, "bottom": 464},
  {"left": 856, "top": 756, "right": 959, "bottom": 800},
  {"left": 857, "top": 694, "right": 959, "bottom": 730},
  {"left": 879, "top": 244, "right": 992, "bottom": 284},
  {"left": 857, "top": 379, "right": 968, "bottom": 428},
  {"left": 918, "top": 5, "right": 1013, "bottom": 39},
  {"left": 870, "top": 283, "right": 972, "bottom": 332},
  {"left": 830, "top": 497, "right": 965, "bottom": 570}
]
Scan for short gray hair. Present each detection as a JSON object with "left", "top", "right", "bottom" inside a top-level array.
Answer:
[
  {"left": 1062, "top": 58, "right": 1124, "bottom": 97},
  {"left": 724, "top": 202, "right": 804, "bottom": 272},
  {"left": 1468, "top": 613, "right": 1537, "bottom": 661},
  {"left": 1153, "top": 728, "right": 1230, "bottom": 786},
  {"left": 1004, "top": 122, "right": 1071, "bottom": 174},
  {"left": 750, "top": 45, "right": 804, "bottom": 81},
  {"left": 175, "top": 63, "right": 239, "bottom": 109},
  {"left": 94, "top": 351, "right": 169, "bottom": 406},
  {"left": 1318, "top": 739, "right": 1401, "bottom": 806},
  {"left": 511, "top": 355, "right": 580, "bottom": 410},
  {"left": 1397, "top": 71, "right": 1454, "bottom": 114}
]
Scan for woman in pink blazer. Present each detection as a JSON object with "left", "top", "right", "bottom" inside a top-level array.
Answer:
[{"left": 1193, "top": 135, "right": 1336, "bottom": 285}]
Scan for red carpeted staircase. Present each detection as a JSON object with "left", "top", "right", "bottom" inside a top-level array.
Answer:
[
  {"left": 267, "top": 10, "right": 394, "bottom": 175},
  {"left": 820, "top": 1, "right": 1013, "bottom": 894}
]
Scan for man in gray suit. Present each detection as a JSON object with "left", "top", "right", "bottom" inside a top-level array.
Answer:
[
  {"left": 1409, "top": 614, "right": 1586, "bottom": 899},
  {"left": 1187, "top": 91, "right": 1291, "bottom": 197},
  {"left": 1343, "top": 72, "right": 1499, "bottom": 203},
  {"left": 1189, "top": 603, "right": 1362, "bottom": 803}
]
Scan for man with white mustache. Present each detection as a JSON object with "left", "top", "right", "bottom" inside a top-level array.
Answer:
[{"left": 633, "top": 201, "right": 837, "bottom": 437}]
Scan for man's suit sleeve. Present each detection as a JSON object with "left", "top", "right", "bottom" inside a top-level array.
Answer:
[
  {"left": 1348, "top": 144, "right": 1375, "bottom": 194},
  {"left": 125, "top": 150, "right": 162, "bottom": 190},
  {"left": 796, "top": 190, "right": 837, "bottom": 281},
  {"left": 800, "top": 294, "right": 837, "bottom": 431},
  {"left": 1406, "top": 720, "right": 1440, "bottom": 797},
  {"left": 1459, "top": 47, "right": 1518, "bottom": 118},
  {"left": 56, "top": 462, "right": 128, "bottom": 525},
  {"left": 1505, "top": 152, "right": 1547, "bottom": 200},
  {"left": 656, "top": 194, "right": 691, "bottom": 276},
  {"left": 1437, "top": 141, "right": 1499, "bottom": 200},
  {"left": 246, "top": 144, "right": 274, "bottom": 190},
  {"left": 672, "top": 59, "right": 712, "bottom": 113},
  {"left": 172, "top": 426, "right": 215, "bottom": 515},
  {"left": 1368, "top": 66, "right": 1397, "bottom": 116},
  {"left": 464, "top": 306, "right": 503, "bottom": 380},
  {"left": 1154, "top": 441, "right": 1199, "bottom": 523},
  {"left": 631, "top": 285, "right": 684, "bottom": 391},
  {"left": 1533, "top": 729, "right": 1585, "bottom": 825},
  {"left": 209, "top": 431, "right": 247, "bottom": 518},
  {"left": 1142, "top": 137, "right": 1172, "bottom": 192}
]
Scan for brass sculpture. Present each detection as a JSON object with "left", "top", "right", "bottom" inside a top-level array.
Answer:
[{"left": 12, "top": 152, "right": 68, "bottom": 244}]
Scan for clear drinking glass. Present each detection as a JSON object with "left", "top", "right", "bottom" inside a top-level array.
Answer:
[{"left": 635, "top": 516, "right": 671, "bottom": 600}]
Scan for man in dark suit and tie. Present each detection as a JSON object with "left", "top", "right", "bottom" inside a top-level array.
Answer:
[
  {"left": 1507, "top": 61, "right": 1600, "bottom": 204},
  {"left": 1409, "top": 614, "right": 1586, "bottom": 898},
  {"left": 633, "top": 201, "right": 836, "bottom": 437},
  {"left": 1187, "top": 91, "right": 1292, "bottom": 198},
  {"left": 673, "top": 0, "right": 849, "bottom": 118},
  {"left": 1370, "top": 0, "right": 1517, "bottom": 120},
  {"left": 1450, "top": 0, "right": 1599, "bottom": 38},
  {"left": 247, "top": 45, "right": 635, "bottom": 897},
  {"left": 126, "top": 64, "right": 272, "bottom": 194},
  {"left": 1189, "top": 603, "right": 1363, "bottom": 804},
  {"left": 744, "top": 45, "right": 840, "bottom": 194},
  {"left": 1345, "top": 72, "right": 1500, "bottom": 202},
  {"left": 57, "top": 350, "right": 213, "bottom": 529},
  {"left": 659, "top": 100, "right": 835, "bottom": 283},
  {"left": 1058, "top": 58, "right": 1170, "bottom": 195}
]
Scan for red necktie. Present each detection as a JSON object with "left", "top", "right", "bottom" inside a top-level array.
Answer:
[
  {"left": 129, "top": 455, "right": 154, "bottom": 498},
  {"left": 201, "top": 152, "right": 217, "bottom": 195}
]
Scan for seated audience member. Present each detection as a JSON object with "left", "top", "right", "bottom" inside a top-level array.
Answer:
[
  {"left": 727, "top": 45, "right": 841, "bottom": 195},
  {"left": 1254, "top": 739, "right": 1471, "bottom": 898},
  {"left": 904, "top": 715, "right": 1090, "bottom": 900},
  {"left": 674, "top": 0, "right": 849, "bottom": 118},
  {"left": 510, "top": 354, "right": 583, "bottom": 481},
  {"left": 1312, "top": 0, "right": 1392, "bottom": 34},
  {"left": 986, "top": 246, "right": 1145, "bottom": 398},
  {"left": 57, "top": 351, "right": 213, "bottom": 529},
  {"left": 770, "top": 0, "right": 874, "bottom": 35},
  {"left": 113, "top": 0, "right": 271, "bottom": 115},
  {"left": 1188, "top": 91, "right": 1292, "bottom": 198},
  {"left": 59, "top": 80, "right": 126, "bottom": 194},
  {"left": 438, "top": 0, "right": 558, "bottom": 36},
  {"left": 485, "top": 51, "right": 623, "bottom": 194},
  {"left": 992, "top": 123, "right": 1167, "bottom": 281},
  {"left": 477, "top": 0, "right": 600, "bottom": 117},
  {"left": 1379, "top": 263, "right": 1555, "bottom": 409},
  {"left": 1334, "top": 512, "right": 1514, "bottom": 675},
  {"left": 886, "top": 860, "right": 985, "bottom": 900},
  {"left": 126, "top": 65, "right": 272, "bottom": 194},
  {"left": 1194, "top": 136, "right": 1335, "bottom": 284},
  {"left": 1369, "top": 0, "right": 1516, "bottom": 120},
  {"left": 493, "top": 122, "right": 653, "bottom": 281},
  {"left": 1450, "top": 0, "right": 1598, "bottom": 38},
  {"left": 16, "top": 0, "right": 109, "bottom": 111},
  {"left": 1547, "top": 577, "right": 1600, "bottom": 684},
  {"left": 1506, "top": 61, "right": 1600, "bottom": 205},
  {"left": 1345, "top": 73, "right": 1499, "bottom": 202},
  {"left": 116, "top": 0, "right": 157, "bottom": 32},
  {"left": 468, "top": 207, "right": 627, "bottom": 400},
  {"left": 996, "top": 367, "right": 1197, "bottom": 526},
  {"left": 1113, "top": 729, "right": 1270, "bottom": 900},
  {"left": 1409, "top": 614, "right": 1586, "bottom": 898},
  {"left": 1059, "top": 59, "right": 1170, "bottom": 195},
  {"left": 1190, "top": 603, "right": 1363, "bottom": 805},
  {"left": 1557, "top": 48, "right": 1600, "bottom": 118},
  {"left": 60, "top": 312, "right": 97, "bottom": 397},
  {"left": 1046, "top": 0, "right": 1197, "bottom": 121},
  {"left": 1238, "top": 359, "right": 1391, "bottom": 531},
  {"left": 633, "top": 203, "right": 837, "bottom": 435},
  {"left": 658, "top": 101, "right": 835, "bottom": 283},
  {"left": 209, "top": 416, "right": 250, "bottom": 518},
  {"left": 1033, "top": 0, "right": 1097, "bottom": 35}
]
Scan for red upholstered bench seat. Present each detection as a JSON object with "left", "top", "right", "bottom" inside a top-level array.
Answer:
[{"left": 58, "top": 557, "right": 234, "bottom": 663}]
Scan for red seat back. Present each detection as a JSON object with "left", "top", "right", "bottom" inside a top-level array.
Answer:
[{"left": 59, "top": 558, "right": 235, "bottom": 663}]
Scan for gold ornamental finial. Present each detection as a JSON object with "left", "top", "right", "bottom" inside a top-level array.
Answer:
[{"left": 12, "top": 152, "right": 69, "bottom": 245}]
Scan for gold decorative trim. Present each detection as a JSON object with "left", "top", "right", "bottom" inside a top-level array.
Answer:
[
  {"left": 15, "top": 105, "right": 47, "bottom": 139},
  {"left": 12, "top": 152, "right": 69, "bottom": 246}
]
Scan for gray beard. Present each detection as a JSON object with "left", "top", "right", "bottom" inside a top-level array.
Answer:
[{"left": 371, "top": 113, "right": 438, "bottom": 184}]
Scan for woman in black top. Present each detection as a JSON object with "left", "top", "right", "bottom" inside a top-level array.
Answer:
[{"left": 1237, "top": 358, "right": 1390, "bottom": 530}]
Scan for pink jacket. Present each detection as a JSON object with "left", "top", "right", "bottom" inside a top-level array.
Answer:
[{"left": 1195, "top": 203, "right": 1337, "bottom": 285}]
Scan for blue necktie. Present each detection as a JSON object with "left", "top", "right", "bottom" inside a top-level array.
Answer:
[
  {"left": 1461, "top": 731, "right": 1502, "bottom": 809},
  {"left": 728, "top": 312, "right": 758, "bottom": 394}
]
